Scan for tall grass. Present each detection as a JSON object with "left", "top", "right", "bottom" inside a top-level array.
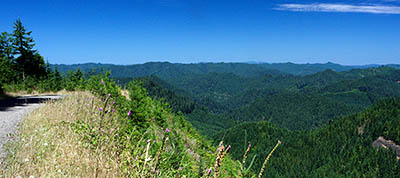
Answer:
[{"left": 1, "top": 92, "right": 122, "bottom": 177}]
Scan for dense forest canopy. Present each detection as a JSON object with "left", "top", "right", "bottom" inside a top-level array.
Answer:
[
  {"left": 95, "top": 65, "right": 400, "bottom": 135},
  {"left": 213, "top": 98, "right": 400, "bottom": 177}
]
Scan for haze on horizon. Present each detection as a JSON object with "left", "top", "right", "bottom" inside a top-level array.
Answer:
[{"left": 1, "top": 0, "right": 399, "bottom": 65}]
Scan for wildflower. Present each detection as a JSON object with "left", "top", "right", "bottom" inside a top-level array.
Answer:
[
  {"left": 99, "top": 107, "right": 103, "bottom": 111},
  {"left": 108, "top": 93, "right": 111, "bottom": 97},
  {"left": 146, "top": 139, "right": 151, "bottom": 143},
  {"left": 112, "top": 109, "right": 115, "bottom": 113},
  {"left": 101, "top": 80, "right": 105, "bottom": 85},
  {"left": 207, "top": 167, "right": 212, "bottom": 175},
  {"left": 113, "top": 101, "right": 116, "bottom": 105},
  {"left": 238, "top": 143, "right": 252, "bottom": 177},
  {"left": 258, "top": 140, "right": 281, "bottom": 178},
  {"left": 165, "top": 128, "right": 170, "bottom": 133},
  {"left": 29, "top": 176, "right": 34, "bottom": 178},
  {"left": 128, "top": 110, "right": 131, "bottom": 116}
]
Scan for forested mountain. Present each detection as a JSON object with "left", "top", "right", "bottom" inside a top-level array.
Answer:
[
  {"left": 159, "top": 67, "right": 400, "bottom": 134},
  {"left": 52, "top": 61, "right": 400, "bottom": 79},
  {"left": 133, "top": 76, "right": 197, "bottom": 114},
  {"left": 259, "top": 62, "right": 357, "bottom": 75},
  {"left": 213, "top": 98, "right": 400, "bottom": 177},
  {"left": 131, "top": 75, "right": 238, "bottom": 134},
  {"left": 53, "top": 62, "right": 400, "bottom": 153},
  {"left": 53, "top": 62, "right": 284, "bottom": 79},
  {"left": 104, "top": 66, "right": 400, "bottom": 136}
]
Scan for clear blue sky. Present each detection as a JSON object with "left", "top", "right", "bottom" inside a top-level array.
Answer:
[{"left": 1, "top": 0, "right": 399, "bottom": 65}]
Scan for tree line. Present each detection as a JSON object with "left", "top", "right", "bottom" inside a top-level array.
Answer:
[{"left": 0, "top": 19, "right": 86, "bottom": 94}]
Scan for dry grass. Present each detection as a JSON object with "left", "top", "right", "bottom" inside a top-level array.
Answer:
[
  {"left": 5, "top": 90, "right": 70, "bottom": 97},
  {"left": 1, "top": 92, "right": 122, "bottom": 177}
]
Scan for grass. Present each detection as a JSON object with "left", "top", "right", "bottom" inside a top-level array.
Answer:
[
  {"left": 4, "top": 90, "right": 69, "bottom": 97},
  {"left": 1, "top": 92, "right": 122, "bottom": 177}
]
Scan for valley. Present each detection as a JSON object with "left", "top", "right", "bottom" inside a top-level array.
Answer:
[{"left": 53, "top": 62, "right": 400, "bottom": 177}]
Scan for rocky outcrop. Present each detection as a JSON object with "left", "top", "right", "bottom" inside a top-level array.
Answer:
[{"left": 372, "top": 136, "right": 400, "bottom": 160}]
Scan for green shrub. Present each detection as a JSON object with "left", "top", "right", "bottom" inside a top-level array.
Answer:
[{"left": 76, "top": 74, "right": 242, "bottom": 177}]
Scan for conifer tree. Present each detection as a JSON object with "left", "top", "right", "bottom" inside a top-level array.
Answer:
[
  {"left": 12, "top": 18, "right": 47, "bottom": 81},
  {"left": 0, "top": 32, "right": 15, "bottom": 60},
  {"left": 0, "top": 33, "right": 18, "bottom": 83},
  {"left": 50, "top": 66, "right": 63, "bottom": 92},
  {"left": 0, "top": 31, "right": 18, "bottom": 85}
]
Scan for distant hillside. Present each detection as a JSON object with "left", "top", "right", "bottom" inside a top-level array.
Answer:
[
  {"left": 52, "top": 62, "right": 284, "bottom": 79},
  {"left": 258, "top": 62, "right": 374, "bottom": 75},
  {"left": 214, "top": 98, "right": 400, "bottom": 177},
  {"left": 178, "top": 67, "right": 400, "bottom": 133},
  {"left": 53, "top": 62, "right": 400, "bottom": 135},
  {"left": 52, "top": 61, "right": 400, "bottom": 78},
  {"left": 120, "top": 66, "right": 400, "bottom": 135}
]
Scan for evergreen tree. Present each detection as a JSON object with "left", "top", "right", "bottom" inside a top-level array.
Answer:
[
  {"left": 0, "top": 56, "right": 17, "bottom": 84},
  {"left": 65, "top": 68, "right": 85, "bottom": 91},
  {"left": 0, "top": 27, "right": 18, "bottom": 85},
  {"left": 0, "top": 32, "right": 15, "bottom": 60},
  {"left": 50, "top": 66, "right": 63, "bottom": 92},
  {"left": 12, "top": 19, "right": 47, "bottom": 81}
]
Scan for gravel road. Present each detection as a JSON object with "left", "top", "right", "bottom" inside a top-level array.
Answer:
[{"left": 0, "top": 95, "right": 62, "bottom": 162}]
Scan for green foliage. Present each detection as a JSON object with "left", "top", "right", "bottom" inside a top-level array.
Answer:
[
  {"left": 134, "top": 76, "right": 196, "bottom": 114},
  {"left": 64, "top": 68, "right": 86, "bottom": 91},
  {"left": 93, "top": 66, "right": 400, "bottom": 136},
  {"left": 176, "top": 67, "right": 400, "bottom": 134},
  {"left": 0, "top": 32, "right": 15, "bottom": 60},
  {"left": 0, "top": 56, "right": 18, "bottom": 84},
  {"left": 53, "top": 62, "right": 284, "bottom": 80},
  {"left": 12, "top": 19, "right": 47, "bottom": 80},
  {"left": 12, "top": 19, "right": 35, "bottom": 54},
  {"left": 75, "top": 74, "right": 241, "bottom": 177},
  {"left": 0, "top": 19, "right": 55, "bottom": 93},
  {"left": 215, "top": 98, "right": 400, "bottom": 177}
]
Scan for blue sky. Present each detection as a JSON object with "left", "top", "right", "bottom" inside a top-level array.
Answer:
[{"left": 1, "top": 0, "right": 399, "bottom": 65}]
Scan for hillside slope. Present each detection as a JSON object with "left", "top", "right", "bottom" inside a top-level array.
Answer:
[
  {"left": 214, "top": 98, "right": 400, "bottom": 177},
  {"left": 130, "top": 67, "right": 400, "bottom": 135},
  {"left": 2, "top": 76, "right": 241, "bottom": 177}
]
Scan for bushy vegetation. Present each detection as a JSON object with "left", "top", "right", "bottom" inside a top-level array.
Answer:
[{"left": 76, "top": 75, "right": 239, "bottom": 177}]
